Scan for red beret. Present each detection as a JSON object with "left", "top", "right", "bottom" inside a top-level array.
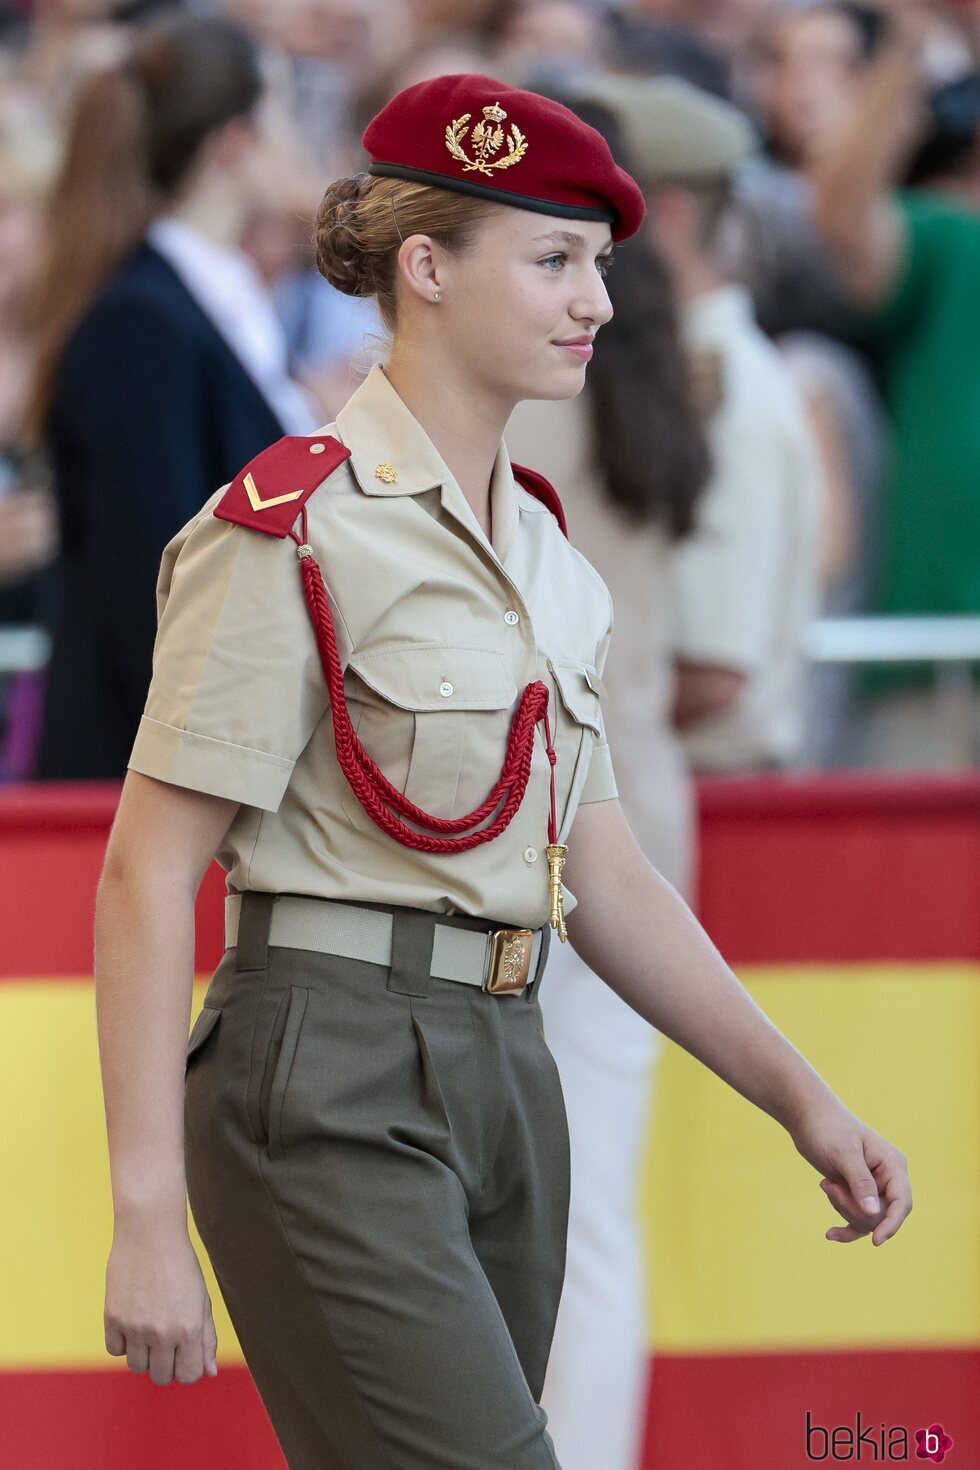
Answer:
[{"left": 362, "top": 72, "right": 646, "bottom": 244}]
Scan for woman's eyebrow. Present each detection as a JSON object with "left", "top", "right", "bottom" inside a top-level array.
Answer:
[{"left": 531, "top": 229, "right": 615, "bottom": 251}]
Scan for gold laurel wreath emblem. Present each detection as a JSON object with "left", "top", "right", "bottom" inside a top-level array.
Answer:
[{"left": 444, "top": 101, "right": 528, "bottom": 176}]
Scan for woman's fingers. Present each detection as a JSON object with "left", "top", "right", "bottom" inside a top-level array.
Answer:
[
  {"left": 174, "top": 1334, "right": 206, "bottom": 1386},
  {"left": 826, "top": 1222, "right": 866, "bottom": 1243},
  {"left": 839, "top": 1143, "right": 882, "bottom": 1217},
  {"left": 819, "top": 1176, "right": 874, "bottom": 1237},
  {"left": 203, "top": 1297, "right": 219, "bottom": 1376},
  {"left": 126, "top": 1338, "right": 151, "bottom": 1373},
  {"left": 104, "top": 1235, "right": 220, "bottom": 1384},
  {"left": 866, "top": 1147, "right": 913, "bottom": 1245},
  {"left": 819, "top": 1144, "right": 913, "bottom": 1246}
]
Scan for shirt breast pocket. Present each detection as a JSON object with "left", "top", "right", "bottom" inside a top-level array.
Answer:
[
  {"left": 547, "top": 657, "right": 604, "bottom": 837},
  {"left": 339, "top": 642, "right": 519, "bottom": 832}
]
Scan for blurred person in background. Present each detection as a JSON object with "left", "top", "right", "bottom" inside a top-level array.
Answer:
[
  {"left": 274, "top": 26, "right": 493, "bottom": 421},
  {"left": 504, "top": 90, "right": 711, "bottom": 1470},
  {"left": 587, "top": 72, "right": 823, "bottom": 774},
  {"left": 603, "top": 9, "right": 733, "bottom": 97},
  {"left": 22, "top": 11, "right": 321, "bottom": 781},
  {"left": 810, "top": 12, "right": 980, "bottom": 766},
  {"left": 598, "top": 12, "right": 887, "bottom": 773},
  {"left": 10, "top": 0, "right": 134, "bottom": 121},
  {"left": 222, "top": 0, "right": 414, "bottom": 181},
  {"left": 492, "top": 1, "right": 611, "bottom": 86},
  {"left": 0, "top": 89, "right": 62, "bottom": 778},
  {"left": 607, "top": 0, "right": 779, "bottom": 58},
  {"left": 724, "top": 0, "right": 886, "bottom": 345},
  {"left": 600, "top": 11, "right": 886, "bottom": 767},
  {"left": 0, "top": 1, "right": 30, "bottom": 55},
  {"left": 719, "top": 0, "right": 892, "bottom": 764}
]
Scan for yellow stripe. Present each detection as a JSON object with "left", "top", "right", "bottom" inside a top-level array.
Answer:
[
  {"left": 2, "top": 966, "right": 976, "bottom": 1366},
  {"left": 1, "top": 980, "right": 243, "bottom": 1367},
  {"left": 639, "top": 963, "right": 980, "bottom": 1351}
]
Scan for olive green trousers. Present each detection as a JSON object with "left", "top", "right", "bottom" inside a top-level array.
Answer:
[{"left": 184, "top": 891, "right": 569, "bottom": 1470}]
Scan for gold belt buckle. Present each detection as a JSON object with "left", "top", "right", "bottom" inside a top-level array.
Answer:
[{"left": 485, "top": 927, "right": 535, "bottom": 994}]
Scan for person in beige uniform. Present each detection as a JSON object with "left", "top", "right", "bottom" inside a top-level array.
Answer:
[
  {"left": 127, "top": 354, "right": 617, "bottom": 926},
  {"left": 584, "top": 74, "right": 824, "bottom": 775},
  {"left": 94, "top": 72, "right": 912, "bottom": 1470}
]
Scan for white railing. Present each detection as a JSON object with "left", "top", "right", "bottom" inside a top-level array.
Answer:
[
  {"left": 802, "top": 616, "right": 980, "bottom": 665},
  {"left": 0, "top": 626, "right": 50, "bottom": 674},
  {"left": 2, "top": 617, "right": 980, "bottom": 676}
]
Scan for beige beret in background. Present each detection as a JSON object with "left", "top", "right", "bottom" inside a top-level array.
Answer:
[{"left": 569, "top": 72, "right": 760, "bottom": 182}]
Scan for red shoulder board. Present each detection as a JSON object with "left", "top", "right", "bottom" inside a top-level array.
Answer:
[
  {"left": 213, "top": 434, "right": 351, "bottom": 538},
  {"left": 511, "top": 461, "right": 568, "bottom": 539}
]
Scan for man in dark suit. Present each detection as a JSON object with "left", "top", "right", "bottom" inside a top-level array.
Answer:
[{"left": 34, "top": 240, "right": 289, "bottom": 779}]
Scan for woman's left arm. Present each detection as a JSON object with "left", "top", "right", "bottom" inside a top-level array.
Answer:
[{"left": 562, "top": 796, "right": 913, "bottom": 1247}]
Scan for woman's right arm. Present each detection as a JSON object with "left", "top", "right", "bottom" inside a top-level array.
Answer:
[{"left": 96, "top": 770, "right": 240, "bottom": 1386}]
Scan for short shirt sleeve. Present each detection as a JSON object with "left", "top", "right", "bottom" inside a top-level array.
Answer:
[
  {"left": 577, "top": 589, "right": 618, "bottom": 805},
  {"left": 127, "top": 503, "right": 330, "bottom": 811},
  {"left": 672, "top": 389, "right": 804, "bottom": 672}
]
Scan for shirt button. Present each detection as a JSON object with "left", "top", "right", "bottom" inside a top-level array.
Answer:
[
  {"left": 439, "top": 681, "right": 454, "bottom": 697},
  {"left": 309, "top": 442, "right": 326, "bottom": 454},
  {"left": 504, "top": 609, "right": 520, "bottom": 625},
  {"left": 523, "top": 846, "right": 537, "bottom": 863}
]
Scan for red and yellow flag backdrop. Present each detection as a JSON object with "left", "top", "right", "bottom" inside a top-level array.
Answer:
[
  {"left": 638, "top": 773, "right": 979, "bottom": 1469},
  {"left": 0, "top": 773, "right": 976, "bottom": 1469}
]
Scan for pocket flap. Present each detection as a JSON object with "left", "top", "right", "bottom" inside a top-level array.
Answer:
[
  {"left": 185, "top": 1005, "right": 222, "bottom": 1069},
  {"left": 548, "top": 659, "right": 603, "bottom": 734},
  {"left": 346, "top": 643, "right": 518, "bottom": 711}
]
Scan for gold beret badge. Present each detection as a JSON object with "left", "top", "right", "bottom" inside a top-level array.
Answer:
[{"left": 444, "top": 101, "right": 528, "bottom": 176}]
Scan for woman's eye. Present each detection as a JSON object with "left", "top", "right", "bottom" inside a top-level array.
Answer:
[{"left": 539, "top": 252, "right": 615, "bottom": 277}]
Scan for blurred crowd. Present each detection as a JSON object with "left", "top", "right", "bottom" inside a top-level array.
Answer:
[{"left": 1, "top": 0, "right": 980, "bottom": 783}]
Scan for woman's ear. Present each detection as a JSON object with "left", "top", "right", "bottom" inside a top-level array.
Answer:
[{"left": 395, "top": 234, "right": 443, "bottom": 304}]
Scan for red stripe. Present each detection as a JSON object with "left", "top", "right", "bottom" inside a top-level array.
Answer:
[
  {"left": 696, "top": 769, "right": 980, "bottom": 818},
  {"left": 2, "top": 1348, "right": 974, "bottom": 1469},
  {"left": 0, "top": 782, "right": 225, "bottom": 978},
  {"left": 640, "top": 1345, "right": 979, "bottom": 1470},
  {"left": 695, "top": 772, "right": 980, "bottom": 963},
  {"left": 2, "top": 773, "right": 979, "bottom": 973},
  {"left": 0, "top": 1365, "right": 286, "bottom": 1470}
]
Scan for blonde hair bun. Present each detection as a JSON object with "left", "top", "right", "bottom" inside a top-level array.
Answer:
[{"left": 315, "top": 171, "right": 373, "bottom": 298}]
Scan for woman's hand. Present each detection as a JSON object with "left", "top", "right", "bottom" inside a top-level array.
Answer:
[
  {"left": 104, "top": 1219, "right": 219, "bottom": 1385},
  {"left": 788, "top": 1100, "right": 913, "bottom": 1246}
]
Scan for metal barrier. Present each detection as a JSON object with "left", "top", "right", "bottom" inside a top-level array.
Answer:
[
  {"left": 1, "top": 617, "right": 978, "bottom": 764},
  {"left": 802, "top": 615, "right": 980, "bottom": 664},
  {"left": 0, "top": 625, "right": 50, "bottom": 674}
]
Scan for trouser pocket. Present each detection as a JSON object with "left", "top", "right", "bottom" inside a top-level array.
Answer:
[
  {"left": 244, "top": 983, "right": 309, "bottom": 1160},
  {"left": 185, "top": 1004, "right": 222, "bottom": 1074}
]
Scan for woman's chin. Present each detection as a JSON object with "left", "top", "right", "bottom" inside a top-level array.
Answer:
[{"left": 517, "top": 363, "right": 589, "bottom": 403}]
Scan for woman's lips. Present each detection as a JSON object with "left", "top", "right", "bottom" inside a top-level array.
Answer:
[{"left": 554, "top": 342, "right": 593, "bottom": 360}]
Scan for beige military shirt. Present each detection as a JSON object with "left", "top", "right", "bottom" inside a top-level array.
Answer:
[
  {"left": 127, "top": 361, "right": 618, "bottom": 929},
  {"left": 672, "top": 285, "right": 822, "bottom": 770}
]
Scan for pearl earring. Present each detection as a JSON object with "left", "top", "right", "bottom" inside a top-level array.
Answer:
[{"left": 433, "top": 291, "right": 441, "bottom": 301}]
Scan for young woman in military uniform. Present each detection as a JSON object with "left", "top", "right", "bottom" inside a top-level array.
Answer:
[{"left": 95, "top": 72, "right": 913, "bottom": 1470}]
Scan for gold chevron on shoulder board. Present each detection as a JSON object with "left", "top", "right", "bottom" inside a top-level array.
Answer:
[{"left": 243, "top": 471, "right": 305, "bottom": 512}]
